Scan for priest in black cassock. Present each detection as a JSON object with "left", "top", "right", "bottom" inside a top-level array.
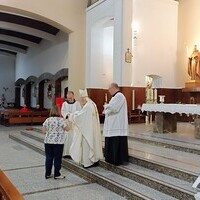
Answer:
[{"left": 103, "top": 83, "right": 129, "bottom": 165}]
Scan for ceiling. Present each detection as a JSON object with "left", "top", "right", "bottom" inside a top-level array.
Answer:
[{"left": 0, "top": 12, "right": 60, "bottom": 57}]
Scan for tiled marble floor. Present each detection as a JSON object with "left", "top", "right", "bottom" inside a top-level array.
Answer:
[{"left": 129, "top": 122, "right": 196, "bottom": 138}]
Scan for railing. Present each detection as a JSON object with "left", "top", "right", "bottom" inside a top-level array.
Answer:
[{"left": 0, "top": 170, "right": 24, "bottom": 200}]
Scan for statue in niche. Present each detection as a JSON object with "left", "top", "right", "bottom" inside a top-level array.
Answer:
[
  {"left": 145, "top": 77, "right": 153, "bottom": 103},
  {"left": 188, "top": 45, "right": 200, "bottom": 80},
  {"left": 22, "top": 87, "right": 25, "bottom": 97},
  {"left": 33, "top": 85, "right": 38, "bottom": 98},
  {"left": 47, "top": 83, "right": 53, "bottom": 99}
]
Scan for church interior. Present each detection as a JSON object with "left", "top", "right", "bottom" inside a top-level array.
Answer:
[{"left": 0, "top": 0, "right": 200, "bottom": 199}]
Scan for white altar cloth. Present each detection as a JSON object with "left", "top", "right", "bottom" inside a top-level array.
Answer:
[{"left": 141, "top": 104, "right": 200, "bottom": 115}]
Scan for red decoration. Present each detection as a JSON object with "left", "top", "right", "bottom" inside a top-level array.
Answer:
[{"left": 56, "top": 97, "right": 64, "bottom": 111}]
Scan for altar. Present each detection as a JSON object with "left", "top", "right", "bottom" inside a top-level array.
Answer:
[{"left": 142, "top": 103, "right": 200, "bottom": 137}]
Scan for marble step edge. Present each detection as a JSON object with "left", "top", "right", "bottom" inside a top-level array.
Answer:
[
  {"left": 9, "top": 134, "right": 44, "bottom": 155},
  {"left": 134, "top": 132, "right": 200, "bottom": 146},
  {"left": 129, "top": 135, "right": 200, "bottom": 155},
  {"left": 99, "top": 160, "right": 194, "bottom": 200},
  {"left": 31, "top": 128, "right": 200, "bottom": 157},
  {"left": 129, "top": 156, "right": 197, "bottom": 183},
  {"left": 32, "top": 127, "right": 200, "bottom": 155},
  {"left": 63, "top": 159, "right": 155, "bottom": 200},
  {"left": 18, "top": 130, "right": 197, "bottom": 183},
  {"left": 20, "top": 130, "right": 44, "bottom": 143},
  {"left": 9, "top": 134, "right": 154, "bottom": 200},
  {"left": 32, "top": 127, "right": 43, "bottom": 133}
]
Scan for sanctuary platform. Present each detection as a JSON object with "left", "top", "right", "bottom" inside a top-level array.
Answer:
[{"left": 0, "top": 123, "right": 199, "bottom": 199}]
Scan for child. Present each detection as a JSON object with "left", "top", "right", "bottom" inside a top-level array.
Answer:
[{"left": 42, "top": 105, "right": 70, "bottom": 179}]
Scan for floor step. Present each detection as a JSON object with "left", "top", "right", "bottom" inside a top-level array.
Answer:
[
  {"left": 129, "top": 133, "right": 200, "bottom": 155},
  {"left": 128, "top": 140, "right": 199, "bottom": 181},
  {"left": 20, "top": 130, "right": 44, "bottom": 143},
  {"left": 99, "top": 160, "right": 195, "bottom": 200},
  {"left": 129, "top": 153, "right": 197, "bottom": 183},
  {"left": 19, "top": 129, "right": 198, "bottom": 183},
  {"left": 9, "top": 133, "right": 181, "bottom": 200},
  {"left": 88, "top": 166, "right": 178, "bottom": 200},
  {"left": 9, "top": 133, "right": 44, "bottom": 155}
]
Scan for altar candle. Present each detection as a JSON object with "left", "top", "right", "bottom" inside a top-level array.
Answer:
[
  {"left": 151, "top": 89, "right": 153, "bottom": 101},
  {"left": 146, "top": 89, "right": 150, "bottom": 102},
  {"left": 154, "top": 89, "right": 157, "bottom": 102},
  {"left": 105, "top": 93, "right": 108, "bottom": 103}
]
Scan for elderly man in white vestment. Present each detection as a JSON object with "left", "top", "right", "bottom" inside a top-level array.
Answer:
[
  {"left": 61, "top": 91, "right": 81, "bottom": 157},
  {"left": 68, "top": 89, "right": 103, "bottom": 168},
  {"left": 103, "top": 83, "right": 129, "bottom": 165}
]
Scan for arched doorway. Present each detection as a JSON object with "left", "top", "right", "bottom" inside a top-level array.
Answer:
[
  {"left": 54, "top": 68, "right": 68, "bottom": 98},
  {"left": 37, "top": 73, "right": 54, "bottom": 109}
]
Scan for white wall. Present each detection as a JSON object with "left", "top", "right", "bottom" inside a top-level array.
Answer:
[
  {"left": 15, "top": 31, "right": 68, "bottom": 79},
  {"left": 86, "top": 0, "right": 131, "bottom": 87},
  {"left": 0, "top": 55, "right": 15, "bottom": 103},
  {"left": 103, "top": 26, "right": 113, "bottom": 86},
  {"left": 132, "top": 0, "right": 178, "bottom": 88},
  {"left": 89, "top": 20, "right": 114, "bottom": 88},
  {"left": 177, "top": 0, "right": 200, "bottom": 87},
  {"left": 87, "top": 0, "right": 178, "bottom": 88}
]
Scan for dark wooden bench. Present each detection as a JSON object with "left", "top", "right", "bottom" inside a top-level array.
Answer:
[
  {"left": 0, "top": 109, "right": 19, "bottom": 125},
  {"left": 3, "top": 110, "right": 49, "bottom": 126},
  {"left": 31, "top": 111, "right": 49, "bottom": 123},
  {"left": 4, "top": 111, "right": 32, "bottom": 125}
]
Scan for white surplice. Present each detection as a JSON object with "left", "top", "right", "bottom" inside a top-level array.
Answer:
[
  {"left": 69, "top": 99, "right": 103, "bottom": 167},
  {"left": 61, "top": 101, "right": 81, "bottom": 119},
  {"left": 61, "top": 100, "right": 81, "bottom": 156},
  {"left": 103, "top": 92, "right": 128, "bottom": 137}
]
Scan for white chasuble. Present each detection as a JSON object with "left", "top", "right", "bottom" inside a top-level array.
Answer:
[
  {"left": 61, "top": 101, "right": 81, "bottom": 156},
  {"left": 69, "top": 99, "right": 103, "bottom": 167},
  {"left": 103, "top": 92, "right": 128, "bottom": 137}
]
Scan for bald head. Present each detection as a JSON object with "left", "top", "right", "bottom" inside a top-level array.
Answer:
[
  {"left": 108, "top": 82, "right": 120, "bottom": 95},
  {"left": 66, "top": 91, "right": 75, "bottom": 102},
  {"left": 109, "top": 83, "right": 119, "bottom": 90}
]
